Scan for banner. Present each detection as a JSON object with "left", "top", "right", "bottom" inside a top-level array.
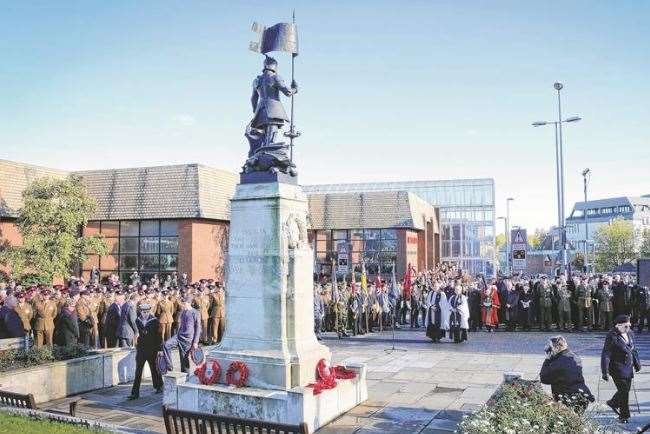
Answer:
[{"left": 250, "top": 22, "right": 299, "bottom": 55}]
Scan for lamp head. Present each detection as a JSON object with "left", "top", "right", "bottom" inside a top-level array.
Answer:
[
  {"left": 564, "top": 116, "right": 581, "bottom": 123},
  {"left": 582, "top": 168, "right": 590, "bottom": 176},
  {"left": 554, "top": 82, "right": 564, "bottom": 91},
  {"left": 532, "top": 121, "right": 547, "bottom": 127}
]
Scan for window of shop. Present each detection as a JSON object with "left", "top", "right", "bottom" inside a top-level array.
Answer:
[{"left": 82, "top": 219, "right": 179, "bottom": 284}]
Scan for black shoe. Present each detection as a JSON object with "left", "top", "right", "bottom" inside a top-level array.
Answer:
[
  {"left": 341, "top": 332, "right": 350, "bottom": 338},
  {"left": 618, "top": 416, "right": 629, "bottom": 424},
  {"left": 127, "top": 394, "right": 139, "bottom": 400},
  {"left": 316, "top": 335, "right": 322, "bottom": 341},
  {"left": 606, "top": 400, "right": 620, "bottom": 416},
  {"left": 155, "top": 388, "right": 163, "bottom": 394}
]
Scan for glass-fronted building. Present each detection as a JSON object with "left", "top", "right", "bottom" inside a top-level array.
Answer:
[{"left": 303, "top": 179, "right": 496, "bottom": 276}]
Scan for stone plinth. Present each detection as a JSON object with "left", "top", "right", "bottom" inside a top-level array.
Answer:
[
  {"left": 209, "top": 182, "right": 331, "bottom": 390},
  {"left": 166, "top": 364, "right": 368, "bottom": 433}
]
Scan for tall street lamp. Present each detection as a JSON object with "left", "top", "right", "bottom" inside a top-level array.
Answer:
[
  {"left": 582, "top": 168, "right": 591, "bottom": 272},
  {"left": 532, "top": 82, "right": 581, "bottom": 276},
  {"left": 506, "top": 198, "right": 515, "bottom": 274},
  {"left": 497, "top": 216, "right": 507, "bottom": 274}
]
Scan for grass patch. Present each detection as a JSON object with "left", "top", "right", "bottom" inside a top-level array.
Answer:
[{"left": 0, "top": 413, "right": 107, "bottom": 433}]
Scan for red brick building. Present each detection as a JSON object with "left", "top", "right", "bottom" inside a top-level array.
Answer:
[{"left": 1, "top": 159, "right": 440, "bottom": 283}]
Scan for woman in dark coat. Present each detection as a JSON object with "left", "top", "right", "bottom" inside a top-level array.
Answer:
[
  {"left": 540, "top": 335, "right": 594, "bottom": 414},
  {"left": 518, "top": 284, "right": 534, "bottom": 331},
  {"left": 601, "top": 314, "right": 641, "bottom": 424},
  {"left": 54, "top": 300, "right": 80, "bottom": 346}
]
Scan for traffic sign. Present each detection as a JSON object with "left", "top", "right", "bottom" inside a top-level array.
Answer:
[{"left": 510, "top": 228, "right": 528, "bottom": 271}]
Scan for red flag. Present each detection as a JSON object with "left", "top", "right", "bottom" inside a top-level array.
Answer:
[{"left": 403, "top": 263, "right": 412, "bottom": 291}]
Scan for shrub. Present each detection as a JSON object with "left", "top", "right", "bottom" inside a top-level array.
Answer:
[
  {"left": 52, "top": 343, "right": 88, "bottom": 361},
  {"left": 0, "top": 344, "right": 89, "bottom": 372},
  {"left": 458, "top": 380, "right": 597, "bottom": 434}
]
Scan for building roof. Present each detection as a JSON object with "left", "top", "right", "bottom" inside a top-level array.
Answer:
[
  {"left": 0, "top": 160, "right": 238, "bottom": 221},
  {"left": 307, "top": 191, "right": 438, "bottom": 231},
  {"left": 75, "top": 164, "right": 237, "bottom": 221},
  {"left": 567, "top": 195, "right": 650, "bottom": 222},
  {"left": 0, "top": 159, "right": 68, "bottom": 218}
]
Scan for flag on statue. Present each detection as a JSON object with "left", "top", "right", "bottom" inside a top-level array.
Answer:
[{"left": 250, "top": 22, "right": 299, "bottom": 55}]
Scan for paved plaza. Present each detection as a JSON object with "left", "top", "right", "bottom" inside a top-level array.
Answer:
[{"left": 39, "top": 328, "right": 650, "bottom": 433}]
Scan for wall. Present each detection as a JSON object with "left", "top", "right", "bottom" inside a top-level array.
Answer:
[
  {"left": 0, "top": 346, "right": 184, "bottom": 404},
  {"left": 0, "top": 220, "right": 21, "bottom": 276},
  {"left": 178, "top": 219, "right": 229, "bottom": 283}
]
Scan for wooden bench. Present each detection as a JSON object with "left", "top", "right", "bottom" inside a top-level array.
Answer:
[
  {"left": 162, "top": 405, "right": 309, "bottom": 434},
  {"left": 0, "top": 390, "right": 78, "bottom": 417}
]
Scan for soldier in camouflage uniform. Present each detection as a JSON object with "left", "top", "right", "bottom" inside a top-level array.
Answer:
[
  {"left": 554, "top": 277, "right": 572, "bottom": 331},
  {"left": 575, "top": 276, "right": 594, "bottom": 331},
  {"left": 538, "top": 277, "right": 554, "bottom": 331},
  {"left": 333, "top": 281, "right": 349, "bottom": 339},
  {"left": 598, "top": 280, "right": 614, "bottom": 329}
]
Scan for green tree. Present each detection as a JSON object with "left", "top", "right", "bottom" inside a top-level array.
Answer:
[
  {"left": 593, "top": 218, "right": 637, "bottom": 272},
  {"left": 641, "top": 229, "right": 650, "bottom": 258},
  {"left": 495, "top": 233, "right": 506, "bottom": 253},
  {"left": 528, "top": 228, "right": 548, "bottom": 250},
  {"left": 0, "top": 175, "right": 107, "bottom": 284}
]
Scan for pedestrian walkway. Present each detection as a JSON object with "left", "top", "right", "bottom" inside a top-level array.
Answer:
[{"left": 38, "top": 329, "right": 650, "bottom": 433}]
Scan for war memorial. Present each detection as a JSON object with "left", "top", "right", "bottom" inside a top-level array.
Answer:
[{"left": 162, "top": 20, "right": 367, "bottom": 431}]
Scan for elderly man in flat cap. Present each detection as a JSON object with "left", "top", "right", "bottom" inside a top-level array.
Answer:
[
  {"left": 128, "top": 303, "right": 163, "bottom": 400},
  {"left": 162, "top": 295, "right": 201, "bottom": 373}
]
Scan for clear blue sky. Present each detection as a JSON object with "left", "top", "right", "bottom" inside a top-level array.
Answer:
[{"left": 1, "top": 1, "right": 649, "bottom": 232}]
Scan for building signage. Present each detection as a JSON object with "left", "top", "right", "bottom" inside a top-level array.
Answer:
[
  {"left": 510, "top": 228, "right": 528, "bottom": 271},
  {"left": 336, "top": 242, "right": 349, "bottom": 274}
]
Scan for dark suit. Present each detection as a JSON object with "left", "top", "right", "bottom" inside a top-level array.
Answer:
[
  {"left": 601, "top": 329, "right": 641, "bottom": 419},
  {"left": 104, "top": 302, "right": 121, "bottom": 348},
  {"left": 54, "top": 310, "right": 79, "bottom": 346},
  {"left": 130, "top": 314, "right": 163, "bottom": 397},
  {"left": 0, "top": 306, "right": 25, "bottom": 338},
  {"left": 117, "top": 302, "right": 138, "bottom": 347}
]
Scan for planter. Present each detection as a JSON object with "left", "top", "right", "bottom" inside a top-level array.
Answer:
[{"left": 0, "top": 347, "right": 183, "bottom": 403}]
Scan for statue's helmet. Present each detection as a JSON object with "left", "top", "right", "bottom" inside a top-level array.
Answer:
[{"left": 263, "top": 56, "right": 278, "bottom": 72}]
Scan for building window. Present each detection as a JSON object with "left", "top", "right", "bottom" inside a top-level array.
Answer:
[
  {"left": 586, "top": 209, "right": 598, "bottom": 216},
  {"left": 82, "top": 219, "right": 179, "bottom": 284},
  {"left": 601, "top": 207, "right": 613, "bottom": 214}
]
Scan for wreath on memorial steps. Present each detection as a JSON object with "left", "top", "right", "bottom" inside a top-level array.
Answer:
[
  {"left": 307, "top": 358, "right": 357, "bottom": 395},
  {"left": 194, "top": 360, "right": 221, "bottom": 385},
  {"left": 226, "top": 361, "right": 249, "bottom": 387}
]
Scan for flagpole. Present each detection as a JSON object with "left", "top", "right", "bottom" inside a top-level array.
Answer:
[{"left": 288, "top": 10, "right": 297, "bottom": 164}]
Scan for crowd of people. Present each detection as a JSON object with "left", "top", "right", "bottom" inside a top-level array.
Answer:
[
  {"left": 0, "top": 269, "right": 225, "bottom": 351},
  {"left": 313, "top": 263, "right": 648, "bottom": 344}
]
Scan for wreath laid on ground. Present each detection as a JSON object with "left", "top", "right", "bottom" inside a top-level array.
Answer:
[
  {"left": 194, "top": 360, "right": 221, "bottom": 385},
  {"left": 307, "top": 358, "right": 357, "bottom": 395},
  {"left": 226, "top": 361, "right": 249, "bottom": 387}
]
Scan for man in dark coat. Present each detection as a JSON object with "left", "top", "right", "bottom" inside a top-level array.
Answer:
[
  {"left": 104, "top": 294, "right": 122, "bottom": 348},
  {"left": 117, "top": 294, "right": 139, "bottom": 347},
  {"left": 0, "top": 296, "right": 25, "bottom": 338},
  {"left": 162, "top": 296, "right": 201, "bottom": 373},
  {"left": 540, "top": 335, "right": 594, "bottom": 414},
  {"left": 54, "top": 300, "right": 79, "bottom": 346},
  {"left": 601, "top": 314, "right": 641, "bottom": 423},
  {"left": 127, "top": 304, "right": 163, "bottom": 400}
]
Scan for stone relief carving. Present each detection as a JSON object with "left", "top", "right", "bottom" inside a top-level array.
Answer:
[{"left": 283, "top": 212, "right": 307, "bottom": 250}]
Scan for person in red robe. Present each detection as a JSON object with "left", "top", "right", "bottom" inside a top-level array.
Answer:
[{"left": 481, "top": 283, "right": 500, "bottom": 332}]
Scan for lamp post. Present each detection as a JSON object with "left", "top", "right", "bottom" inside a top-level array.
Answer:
[
  {"left": 582, "top": 168, "right": 591, "bottom": 272},
  {"left": 532, "top": 83, "right": 581, "bottom": 277},
  {"left": 506, "top": 198, "right": 514, "bottom": 275},
  {"left": 497, "top": 216, "right": 507, "bottom": 274}
]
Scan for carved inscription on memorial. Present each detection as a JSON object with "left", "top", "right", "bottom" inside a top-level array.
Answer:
[{"left": 227, "top": 227, "right": 283, "bottom": 275}]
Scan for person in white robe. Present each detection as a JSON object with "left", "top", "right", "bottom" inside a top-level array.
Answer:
[
  {"left": 424, "top": 283, "right": 450, "bottom": 343},
  {"left": 447, "top": 285, "right": 470, "bottom": 343}
]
